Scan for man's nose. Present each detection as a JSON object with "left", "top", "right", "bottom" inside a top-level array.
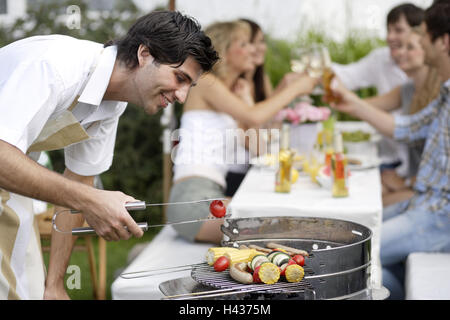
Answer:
[{"left": 174, "top": 85, "right": 190, "bottom": 103}]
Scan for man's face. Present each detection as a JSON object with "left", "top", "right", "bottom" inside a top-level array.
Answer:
[
  {"left": 133, "top": 46, "right": 203, "bottom": 115},
  {"left": 387, "top": 14, "right": 412, "bottom": 63},
  {"left": 419, "top": 22, "right": 440, "bottom": 68}
]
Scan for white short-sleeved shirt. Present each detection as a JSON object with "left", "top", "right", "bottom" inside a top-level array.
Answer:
[
  {"left": 0, "top": 35, "right": 127, "bottom": 176},
  {"left": 332, "top": 47, "right": 408, "bottom": 95}
]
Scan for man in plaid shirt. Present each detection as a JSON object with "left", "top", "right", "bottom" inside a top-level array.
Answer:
[{"left": 328, "top": 1, "right": 450, "bottom": 299}]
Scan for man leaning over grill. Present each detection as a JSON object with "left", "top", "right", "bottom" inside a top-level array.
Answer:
[
  {"left": 0, "top": 11, "right": 218, "bottom": 300},
  {"left": 326, "top": 1, "right": 450, "bottom": 300}
]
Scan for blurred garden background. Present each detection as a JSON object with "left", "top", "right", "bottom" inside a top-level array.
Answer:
[{"left": 0, "top": 0, "right": 425, "bottom": 299}]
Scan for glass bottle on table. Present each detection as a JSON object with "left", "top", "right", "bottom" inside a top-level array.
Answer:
[
  {"left": 275, "top": 123, "right": 294, "bottom": 193},
  {"left": 331, "top": 132, "right": 349, "bottom": 198},
  {"left": 322, "top": 116, "right": 335, "bottom": 169}
]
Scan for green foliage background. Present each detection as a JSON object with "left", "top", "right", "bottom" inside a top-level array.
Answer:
[{"left": 0, "top": 0, "right": 384, "bottom": 299}]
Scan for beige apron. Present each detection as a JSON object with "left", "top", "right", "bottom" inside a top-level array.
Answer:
[{"left": 0, "top": 52, "right": 101, "bottom": 299}]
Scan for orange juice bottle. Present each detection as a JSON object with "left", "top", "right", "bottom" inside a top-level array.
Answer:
[
  {"left": 331, "top": 132, "right": 349, "bottom": 197},
  {"left": 275, "top": 123, "right": 293, "bottom": 193}
]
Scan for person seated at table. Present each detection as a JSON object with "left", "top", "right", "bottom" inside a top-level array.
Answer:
[
  {"left": 168, "top": 20, "right": 317, "bottom": 244},
  {"left": 326, "top": 1, "right": 450, "bottom": 299},
  {"left": 332, "top": 3, "right": 425, "bottom": 190},
  {"left": 224, "top": 18, "right": 277, "bottom": 197},
  {"left": 363, "top": 28, "right": 441, "bottom": 207}
]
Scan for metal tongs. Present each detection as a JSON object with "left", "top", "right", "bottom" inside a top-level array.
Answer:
[{"left": 52, "top": 198, "right": 229, "bottom": 236}]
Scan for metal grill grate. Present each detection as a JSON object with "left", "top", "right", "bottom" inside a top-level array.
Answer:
[{"left": 191, "top": 263, "right": 315, "bottom": 294}]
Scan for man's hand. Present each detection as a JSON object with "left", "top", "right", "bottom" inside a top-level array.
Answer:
[
  {"left": 325, "top": 77, "right": 362, "bottom": 115},
  {"left": 325, "top": 77, "right": 396, "bottom": 138},
  {"left": 80, "top": 188, "right": 144, "bottom": 241},
  {"left": 294, "top": 72, "right": 320, "bottom": 95}
]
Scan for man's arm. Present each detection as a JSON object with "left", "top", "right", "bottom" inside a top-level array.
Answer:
[
  {"left": 0, "top": 139, "right": 144, "bottom": 241},
  {"left": 44, "top": 169, "right": 94, "bottom": 300},
  {"left": 331, "top": 48, "right": 381, "bottom": 91},
  {"left": 327, "top": 79, "right": 396, "bottom": 137}
]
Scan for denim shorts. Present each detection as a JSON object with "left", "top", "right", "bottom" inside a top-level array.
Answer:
[
  {"left": 167, "top": 177, "right": 225, "bottom": 242},
  {"left": 381, "top": 196, "right": 450, "bottom": 266}
]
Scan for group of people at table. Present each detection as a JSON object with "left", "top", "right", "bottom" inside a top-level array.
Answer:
[{"left": 0, "top": 1, "right": 448, "bottom": 300}]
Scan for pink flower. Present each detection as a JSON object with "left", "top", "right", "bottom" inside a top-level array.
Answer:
[
  {"left": 275, "top": 101, "right": 330, "bottom": 124},
  {"left": 286, "top": 108, "right": 301, "bottom": 124}
]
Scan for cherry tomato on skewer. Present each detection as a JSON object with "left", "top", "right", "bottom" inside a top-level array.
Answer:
[
  {"left": 253, "top": 266, "right": 262, "bottom": 283},
  {"left": 213, "top": 256, "right": 230, "bottom": 272},
  {"left": 292, "top": 254, "right": 305, "bottom": 266},
  {"left": 209, "top": 200, "right": 226, "bottom": 218}
]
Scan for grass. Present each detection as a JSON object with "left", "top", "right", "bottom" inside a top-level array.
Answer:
[{"left": 42, "top": 227, "right": 162, "bottom": 300}]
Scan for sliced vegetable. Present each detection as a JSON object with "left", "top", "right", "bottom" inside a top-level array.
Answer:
[
  {"left": 271, "top": 252, "right": 291, "bottom": 267},
  {"left": 213, "top": 256, "right": 230, "bottom": 272},
  {"left": 285, "top": 264, "right": 305, "bottom": 283},
  {"left": 251, "top": 254, "right": 270, "bottom": 270},
  {"left": 267, "top": 249, "right": 286, "bottom": 261},
  {"left": 258, "top": 262, "right": 280, "bottom": 284}
]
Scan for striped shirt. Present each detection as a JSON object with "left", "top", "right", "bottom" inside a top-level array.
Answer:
[{"left": 394, "top": 78, "right": 450, "bottom": 215}]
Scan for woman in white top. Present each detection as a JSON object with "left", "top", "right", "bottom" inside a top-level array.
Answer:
[{"left": 168, "top": 20, "right": 317, "bottom": 244}]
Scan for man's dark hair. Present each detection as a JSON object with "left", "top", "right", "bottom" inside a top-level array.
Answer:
[
  {"left": 105, "top": 10, "right": 219, "bottom": 72},
  {"left": 387, "top": 3, "right": 424, "bottom": 27},
  {"left": 425, "top": 1, "right": 450, "bottom": 42}
]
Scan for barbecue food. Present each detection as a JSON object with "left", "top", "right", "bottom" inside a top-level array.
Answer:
[
  {"left": 213, "top": 256, "right": 230, "bottom": 272},
  {"left": 205, "top": 247, "right": 239, "bottom": 265},
  {"left": 266, "top": 242, "right": 309, "bottom": 257},
  {"left": 284, "top": 264, "right": 305, "bottom": 282},
  {"left": 250, "top": 254, "right": 270, "bottom": 271},
  {"left": 206, "top": 243, "right": 309, "bottom": 286},
  {"left": 257, "top": 262, "right": 280, "bottom": 284},
  {"left": 248, "top": 244, "right": 272, "bottom": 254},
  {"left": 229, "top": 262, "right": 253, "bottom": 284},
  {"left": 224, "top": 249, "right": 260, "bottom": 265},
  {"left": 209, "top": 200, "right": 226, "bottom": 218}
]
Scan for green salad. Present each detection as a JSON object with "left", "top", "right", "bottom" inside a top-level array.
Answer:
[{"left": 342, "top": 130, "right": 371, "bottom": 142}]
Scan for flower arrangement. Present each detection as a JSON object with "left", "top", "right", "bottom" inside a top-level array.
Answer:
[{"left": 275, "top": 101, "right": 331, "bottom": 125}]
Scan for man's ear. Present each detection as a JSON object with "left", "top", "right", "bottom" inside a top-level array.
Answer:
[
  {"left": 443, "top": 33, "right": 450, "bottom": 55},
  {"left": 137, "top": 44, "right": 153, "bottom": 67}
]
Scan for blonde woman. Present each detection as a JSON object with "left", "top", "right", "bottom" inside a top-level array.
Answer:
[{"left": 168, "top": 20, "right": 317, "bottom": 243}]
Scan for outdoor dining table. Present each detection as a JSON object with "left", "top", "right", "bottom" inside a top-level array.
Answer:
[{"left": 111, "top": 121, "right": 383, "bottom": 299}]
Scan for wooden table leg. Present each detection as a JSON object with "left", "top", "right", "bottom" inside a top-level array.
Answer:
[
  {"left": 85, "top": 236, "right": 99, "bottom": 299},
  {"left": 98, "top": 237, "right": 107, "bottom": 300}
]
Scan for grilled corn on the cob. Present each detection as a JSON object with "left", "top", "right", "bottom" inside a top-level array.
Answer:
[
  {"left": 258, "top": 262, "right": 280, "bottom": 284},
  {"left": 205, "top": 247, "right": 239, "bottom": 266},
  {"left": 284, "top": 264, "right": 305, "bottom": 282},
  {"left": 224, "top": 249, "right": 260, "bottom": 265}
]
